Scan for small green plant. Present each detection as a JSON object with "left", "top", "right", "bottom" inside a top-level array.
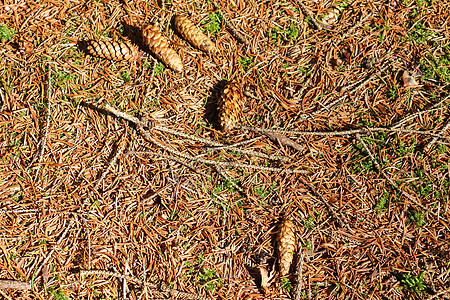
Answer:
[
  {"left": 121, "top": 70, "right": 131, "bottom": 82},
  {"left": 254, "top": 181, "right": 277, "bottom": 199},
  {"left": 238, "top": 56, "right": 253, "bottom": 72},
  {"left": 154, "top": 62, "right": 166, "bottom": 76},
  {"left": 280, "top": 277, "right": 292, "bottom": 292},
  {"left": 409, "top": 210, "right": 426, "bottom": 227},
  {"left": 375, "top": 191, "right": 389, "bottom": 213},
  {"left": 286, "top": 22, "right": 298, "bottom": 41},
  {"left": 400, "top": 272, "right": 426, "bottom": 296},
  {"left": 211, "top": 178, "right": 239, "bottom": 197},
  {"left": 270, "top": 22, "right": 299, "bottom": 44},
  {"left": 0, "top": 23, "right": 15, "bottom": 42},
  {"left": 270, "top": 27, "right": 281, "bottom": 43},
  {"left": 420, "top": 52, "right": 450, "bottom": 83},
  {"left": 47, "top": 287, "right": 69, "bottom": 300},
  {"left": 407, "top": 21, "right": 434, "bottom": 44},
  {"left": 198, "top": 268, "right": 223, "bottom": 291},
  {"left": 302, "top": 215, "right": 315, "bottom": 229},
  {"left": 388, "top": 85, "right": 399, "bottom": 99},
  {"left": 201, "top": 12, "right": 222, "bottom": 35}
]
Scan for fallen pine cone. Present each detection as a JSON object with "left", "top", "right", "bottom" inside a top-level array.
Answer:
[
  {"left": 142, "top": 24, "right": 183, "bottom": 72},
  {"left": 173, "top": 14, "right": 216, "bottom": 52},
  {"left": 277, "top": 219, "right": 296, "bottom": 276},
  {"left": 85, "top": 39, "right": 140, "bottom": 61},
  {"left": 217, "top": 80, "right": 243, "bottom": 131}
]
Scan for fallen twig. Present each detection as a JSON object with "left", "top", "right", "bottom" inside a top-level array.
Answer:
[
  {"left": 99, "top": 102, "right": 289, "bottom": 161},
  {"left": 94, "top": 134, "right": 128, "bottom": 190},
  {"left": 296, "top": 0, "right": 322, "bottom": 30},
  {"left": 299, "top": 178, "right": 346, "bottom": 227},
  {"left": 294, "top": 251, "right": 304, "bottom": 300},
  {"left": 0, "top": 280, "right": 31, "bottom": 290},
  {"left": 212, "top": 3, "right": 248, "bottom": 44},
  {"left": 261, "top": 131, "right": 303, "bottom": 151},
  {"left": 238, "top": 125, "right": 450, "bottom": 141},
  {"left": 137, "top": 123, "right": 307, "bottom": 174}
]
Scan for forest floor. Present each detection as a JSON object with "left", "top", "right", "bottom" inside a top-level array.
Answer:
[{"left": 0, "top": 0, "right": 449, "bottom": 299}]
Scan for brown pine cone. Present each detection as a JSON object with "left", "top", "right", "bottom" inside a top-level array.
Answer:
[
  {"left": 142, "top": 24, "right": 183, "bottom": 72},
  {"left": 217, "top": 80, "right": 243, "bottom": 131},
  {"left": 173, "top": 15, "right": 216, "bottom": 52},
  {"left": 277, "top": 219, "right": 296, "bottom": 276},
  {"left": 85, "top": 40, "right": 140, "bottom": 61}
]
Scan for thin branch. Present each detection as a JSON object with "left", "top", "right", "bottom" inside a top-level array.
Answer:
[
  {"left": 137, "top": 124, "right": 307, "bottom": 174},
  {"left": 238, "top": 125, "right": 450, "bottom": 141},
  {"left": 294, "top": 251, "right": 304, "bottom": 300},
  {"left": 98, "top": 101, "right": 289, "bottom": 161},
  {"left": 392, "top": 94, "right": 450, "bottom": 129},
  {"left": 261, "top": 131, "right": 303, "bottom": 151},
  {"left": 296, "top": 0, "right": 322, "bottom": 30},
  {"left": 299, "top": 178, "right": 345, "bottom": 227},
  {"left": 155, "top": 126, "right": 288, "bottom": 161},
  {"left": 94, "top": 135, "right": 128, "bottom": 190},
  {"left": 0, "top": 280, "right": 31, "bottom": 290},
  {"left": 212, "top": 3, "right": 248, "bottom": 44}
]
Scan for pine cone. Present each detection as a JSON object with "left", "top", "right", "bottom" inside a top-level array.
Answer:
[
  {"left": 85, "top": 40, "right": 140, "bottom": 61},
  {"left": 142, "top": 24, "right": 183, "bottom": 72},
  {"left": 277, "top": 219, "right": 296, "bottom": 276},
  {"left": 217, "top": 80, "right": 243, "bottom": 131},
  {"left": 173, "top": 15, "right": 216, "bottom": 52}
]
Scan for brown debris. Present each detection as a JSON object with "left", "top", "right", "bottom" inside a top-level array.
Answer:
[
  {"left": 173, "top": 14, "right": 216, "bottom": 52},
  {"left": 277, "top": 219, "right": 296, "bottom": 276},
  {"left": 85, "top": 39, "right": 141, "bottom": 61},
  {"left": 217, "top": 80, "right": 243, "bottom": 131},
  {"left": 261, "top": 131, "right": 303, "bottom": 151},
  {"left": 318, "top": 6, "right": 343, "bottom": 29},
  {"left": 402, "top": 70, "right": 420, "bottom": 88},
  {"left": 142, "top": 24, "right": 184, "bottom": 72}
]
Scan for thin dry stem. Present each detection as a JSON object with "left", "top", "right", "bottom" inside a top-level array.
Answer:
[
  {"left": 0, "top": 280, "right": 31, "bottom": 290},
  {"left": 294, "top": 251, "right": 304, "bottom": 300}
]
